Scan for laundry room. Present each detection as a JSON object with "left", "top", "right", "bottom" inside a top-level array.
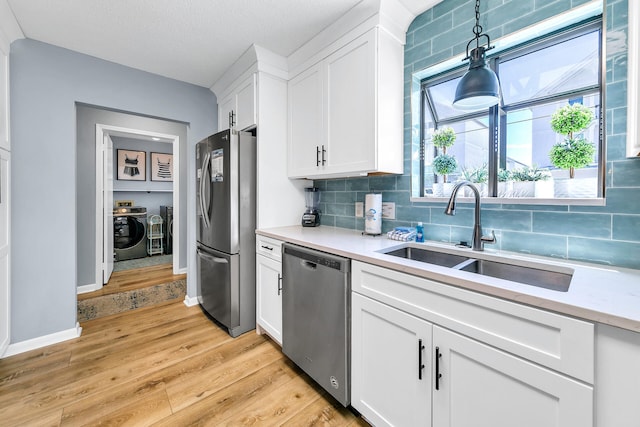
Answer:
[{"left": 112, "top": 135, "right": 173, "bottom": 269}]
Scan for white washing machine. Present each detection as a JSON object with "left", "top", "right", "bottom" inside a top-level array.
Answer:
[{"left": 113, "top": 206, "right": 147, "bottom": 261}]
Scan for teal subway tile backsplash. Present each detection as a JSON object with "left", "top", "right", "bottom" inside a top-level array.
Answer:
[
  {"left": 325, "top": 179, "right": 346, "bottom": 191},
  {"left": 606, "top": 80, "right": 627, "bottom": 108},
  {"left": 345, "top": 177, "right": 370, "bottom": 192},
  {"left": 335, "top": 216, "right": 356, "bottom": 230},
  {"left": 501, "top": 232, "right": 568, "bottom": 259},
  {"left": 612, "top": 159, "right": 640, "bottom": 185},
  {"left": 369, "top": 176, "right": 397, "bottom": 191},
  {"left": 430, "top": 206, "right": 474, "bottom": 227},
  {"left": 334, "top": 191, "right": 357, "bottom": 204},
  {"left": 533, "top": 212, "right": 612, "bottom": 239},
  {"left": 569, "top": 237, "right": 640, "bottom": 268},
  {"left": 312, "top": 0, "right": 640, "bottom": 270},
  {"left": 606, "top": 134, "right": 627, "bottom": 161},
  {"left": 612, "top": 215, "right": 640, "bottom": 242},
  {"left": 482, "top": 209, "right": 532, "bottom": 232},
  {"left": 571, "top": 187, "right": 640, "bottom": 213},
  {"left": 611, "top": 106, "right": 627, "bottom": 135}
]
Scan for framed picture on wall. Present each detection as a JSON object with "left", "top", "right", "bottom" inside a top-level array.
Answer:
[
  {"left": 151, "top": 152, "right": 173, "bottom": 182},
  {"left": 117, "top": 149, "right": 146, "bottom": 181}
]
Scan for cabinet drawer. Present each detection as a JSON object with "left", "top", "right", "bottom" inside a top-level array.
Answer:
[
  {"left": 256, "top": 236, "right": 283, "bottom": 262},
  {"left": 352, "top": 260, "right": 594, "bottom": 384}
]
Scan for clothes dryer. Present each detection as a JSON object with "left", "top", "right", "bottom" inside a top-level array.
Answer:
[
  {"left": 160, "top": 205, "right": 173, "bottom": 255},
  {"left": 113, "top": 206, "right": 148, "bottom": 261}
]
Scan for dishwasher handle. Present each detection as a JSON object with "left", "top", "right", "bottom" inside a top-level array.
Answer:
[
  {"left": 283, "top": 243, "right": 350, "bottom": 273},
  {"left": 301, "top": 260, "right": 318, "bottom": 270}
]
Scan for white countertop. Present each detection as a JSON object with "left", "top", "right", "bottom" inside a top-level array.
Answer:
[{"left": 257, "top": 225, "right": 640, "bottom": 333}]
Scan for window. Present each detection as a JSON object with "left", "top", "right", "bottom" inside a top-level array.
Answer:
[{"left": 420, "top": 20, "right": 602, "bottom": 201}]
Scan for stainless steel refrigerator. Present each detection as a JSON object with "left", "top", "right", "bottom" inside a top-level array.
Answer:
[{"left": 196, "top": 129, "right": 256, "bottom": 337}]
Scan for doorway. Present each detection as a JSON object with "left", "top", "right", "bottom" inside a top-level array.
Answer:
[{"left": 85, "top": 124, "right": 181, "bottom": 293}]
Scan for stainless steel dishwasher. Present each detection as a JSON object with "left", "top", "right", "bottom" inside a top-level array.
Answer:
[{"left": 282, "top": 243, "right": 351, "bottom": 406}]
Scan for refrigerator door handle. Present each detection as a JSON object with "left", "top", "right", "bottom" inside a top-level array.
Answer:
[
  {"left": 199, "top": 151, "right": 211, "bottom": 229},
  {"left": 197, "top": 248, "right": 229, "bottom": 264}
]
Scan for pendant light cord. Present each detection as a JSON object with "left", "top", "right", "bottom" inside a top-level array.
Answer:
[
  {"left": 473, "top": 0, "right": 482, "bottom": 45},
  {"left": 464, "top": 0, "right": 493, "bottom": 60}
]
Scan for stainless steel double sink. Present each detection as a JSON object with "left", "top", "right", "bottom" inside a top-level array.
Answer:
[{"left": 380, "top": 245, "right": 573, "bottom": 292}]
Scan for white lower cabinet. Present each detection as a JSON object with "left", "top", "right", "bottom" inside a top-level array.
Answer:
[
  {"left": 351, "top": 261, "right": 594, "bottom": 427},
  {"left": 255, "top": 237, "right": 283, "bottom": 344},
  {"left": 351, "top": 293, "right": 432, "bottom": 427},
  {"left": 432, "top": 326, "right": 593, "bottom": 427}
]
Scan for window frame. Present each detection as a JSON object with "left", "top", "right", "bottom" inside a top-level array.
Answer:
[{"left": 419, "top": 18, "right": 604, "bottom": 202}]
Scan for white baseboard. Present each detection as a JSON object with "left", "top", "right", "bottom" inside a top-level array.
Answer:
[
  {"left": 77, "top": 283, "right": 102, "bottom": 294},
  {"left": 183, "top": 295, "right": 199, "bottom": 307},
  {"left": 2, "top": 323, "right": 83, "bottom": 358}
]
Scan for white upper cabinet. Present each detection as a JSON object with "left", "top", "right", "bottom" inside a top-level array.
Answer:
[
  {"left": 218, "top": 74, "right": 256, "bottom": 132},
  {"left": 288, "top": 27, "right": 404, "bottom": 179},
  {"left": 288, "top": 63, "right": 324, "bottom": 178}
]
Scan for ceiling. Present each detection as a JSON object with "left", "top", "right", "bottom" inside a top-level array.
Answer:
[{"left": 5, "top": 0, "right": 432, "bottom": 90}]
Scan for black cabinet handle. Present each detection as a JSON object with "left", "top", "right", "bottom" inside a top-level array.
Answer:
[
  {"left": 321, "top": 145, "right": 327, "bottom": 165},
  {"left": 229, "top": 110, "right": 236, "bottom": 127},
  {"left": 261, "top": 245, "right": 273, "bottom": 251},
  {"left": 435, "top": 346, "right": 442, "bottom": 390},
  {"left": 316, "top": 146, "right": 321, "bottom": 166},
  {"left": 418, "top": 339, "right": 426, "bottom": 380},
  {"left": 277, "top": 274, "right": 282, "bottom": 295}
]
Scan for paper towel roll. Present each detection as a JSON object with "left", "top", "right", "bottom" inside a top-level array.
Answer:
[{"left": 364, "top": 193, "right": 382, "bottom": 235}]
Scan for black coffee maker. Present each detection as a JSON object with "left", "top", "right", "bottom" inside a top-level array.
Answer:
[{"left": 302, "top": 187, "right": 321, "bottom": 227}]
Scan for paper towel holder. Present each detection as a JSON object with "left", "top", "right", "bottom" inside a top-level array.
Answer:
[{"left": 364, "top": 193, "right": 382, "bottom": 235}]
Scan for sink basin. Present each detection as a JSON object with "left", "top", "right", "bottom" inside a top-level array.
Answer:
[
  {"left": 382, "top": 246, "right": 470, "bottom": 268},
  {"left": 380, "top": 244, "right": 573, "bottom": 292},
  {"left": 458, "top": 259, "right": 572, "bottom": 292}
]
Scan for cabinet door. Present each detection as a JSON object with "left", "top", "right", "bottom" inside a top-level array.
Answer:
[
  {"left": 324, "top": 30, "right": 376, "bottom": 175},
  {"left": 256, "top": 254, "right": 282, "bottom": 345},
  {"left": 432, "top": 326, "right": 593, "bottom": 427},
  {"left": 351, "top": 293, "right": 432, "bottom": 427},
  {"left": 235, "top": 75, "right": 256, "bottom": 131},
  {"left": 288, "top": 63, "right": 323, "bottom": 178},
  {"left": 218, "top": 94, "right": 235, "bottom": 132}
]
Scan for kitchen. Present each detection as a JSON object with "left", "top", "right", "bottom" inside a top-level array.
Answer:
[{"left": 2, "top": 0, "right": 640, "bottom": 425}]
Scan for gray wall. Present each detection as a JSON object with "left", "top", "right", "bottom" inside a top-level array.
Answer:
[
  {"left": 10, "top": 39, "right": 217, "bottom": 342},
  {"left": 76, "top": 107, "right": 188, "bottom": 288},
  {"left": 112, "top": 135, "right": 174, "bottom": 194}
]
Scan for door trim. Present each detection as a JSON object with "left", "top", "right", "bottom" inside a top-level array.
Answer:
[{"left": 87, "top": 124, "right": 181, "bottom": 294}]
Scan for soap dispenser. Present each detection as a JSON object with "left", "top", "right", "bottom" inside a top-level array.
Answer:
[{"left": 416, "top": 222, "right": 424, "bottom": 242}]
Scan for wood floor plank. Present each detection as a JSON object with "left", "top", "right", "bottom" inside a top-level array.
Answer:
[
  {"left": 0, "top": 350, "right": 71, "bottom": 387},
  {"left": 216, "top": 370, "right": 327, "bottom": 426},
  {"left": 151, "top": 358, "right": 300, "bottom": 427},
  {"left": 0, "top": 300, "right": 369, "bottom": 427},
  {"left": 0, "top": 317, "right": 228, "bottom": 417},
  {"left": 280, "top": 390, "right": 360, "bottom": 427},
  {"left": 11, "top": 408, "right": 63, "bottom": 427},
  {"left": 60, "top": 331, "right": 271, "bottom": 424},
  {"left": 165, "top": 334, "right": 284, "bottom": 412},
  {"left": 78, "top": 264, "right": 185, "bottom": 300},
  {"left": 62, "top": 389, "right": 173, "bottom": 427}
]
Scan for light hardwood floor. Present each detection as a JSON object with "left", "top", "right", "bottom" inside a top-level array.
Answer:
[
  {"left": 1, "top": 300, "right": 369, "bottom": 426},
  {"left": 78, "top": 263, "right": 186, "bottom": 301}
]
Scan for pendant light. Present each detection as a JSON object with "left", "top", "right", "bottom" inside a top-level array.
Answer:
[{"left": 453, "top": 0, "right": 501, "bottom": 110}]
